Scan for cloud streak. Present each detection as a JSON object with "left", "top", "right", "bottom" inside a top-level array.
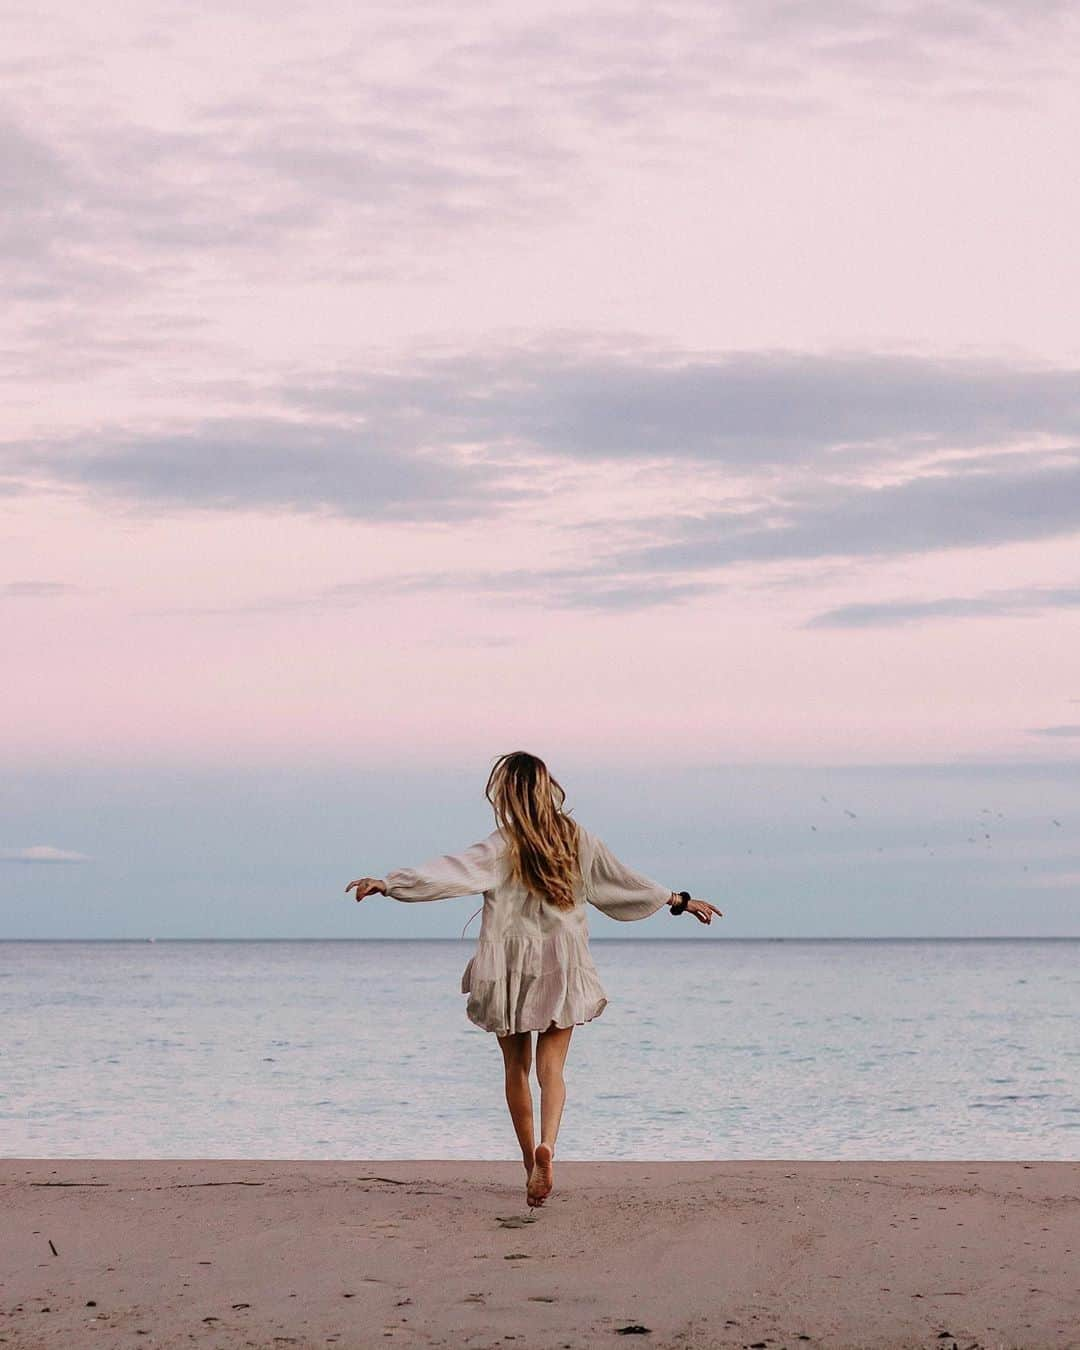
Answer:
[
  {"left": 808, "top": 585, "right": 1080, "bottom": 629},
  {"left": 7, "top": 346, "right": 1080, "bottom": 510},
  {"left": 6, "top": 346, "right": 1080, "bottom": 616},
  {"left": 612, "top": 455, "right": 1080, "bottom": 577},
  {"left": 280, "top": 348, "right": 1080, "bottom": 466},
  {"left": 5, "top": 0, "right": 1077, "bottom": 316},
  {"left": 1, "top": 581, "right": 80, "bottom": 597},
  {"left": 0, "top": 845, "right": 92, "bottom": 863},
  {"left": 4, "top": 415, "right": 521, "bottom": 522}
]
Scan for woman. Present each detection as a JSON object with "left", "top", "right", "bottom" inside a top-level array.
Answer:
[{"left": 345, "top": 750, "right": 721, "bottom": 1208}]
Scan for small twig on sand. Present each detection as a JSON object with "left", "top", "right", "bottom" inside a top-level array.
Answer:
[
  {"left": 160, "top": 1181, "right": 267, "bottom": 1189},
  {"left": 31, "top": 1182, "right": 109, "bottom": 1188}
]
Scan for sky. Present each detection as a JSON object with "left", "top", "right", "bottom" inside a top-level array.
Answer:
[{"left": 2, "top": 0, "right": 1079, "bottom": 937}]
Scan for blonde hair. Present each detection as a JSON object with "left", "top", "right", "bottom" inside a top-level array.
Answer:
[{"left": 485, "top": 751, "right": 580, "bottom": 910}]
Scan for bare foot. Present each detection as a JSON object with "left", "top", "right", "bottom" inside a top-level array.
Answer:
[{"left": 527, "top": 1142, "right": 554, "bottom": 1207}]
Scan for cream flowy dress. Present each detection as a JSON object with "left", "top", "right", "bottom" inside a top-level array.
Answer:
[{"left": 383, "top": 822, "right": 672, "bottom": 1036}]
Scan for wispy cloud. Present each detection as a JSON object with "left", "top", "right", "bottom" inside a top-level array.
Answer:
[
  {"left": 153, "top": 569, "right": 719, "bottom": 617},
  {"left": 8, "top": 345, "right": 1080, "bottom": 614},
  {"left": 807, "top": 585, "right": 1080, "bottom": 629},
  {"left": 7, "top": 347, "right": 1080, "bottom": 523},
  {"left": 0, "top": 99, "right": 565, "bottom": 309},
  {"left": 279, "top": 348, "right": 1080, "bottom": 466},
  {"left": 0, "top": 845, "right": 92, "bottom": 863},
  {"left": 611, "top": 454, "right": 1080, "bottom": 577},
  {"left": 1, "top": 581, "right": 80, "bottom": 597},
  {"left": 4, "top": 415, "right": 523, "bottom": 522},
  {"left": 4, "top": 0, "right": 1076, "bottom": 321},
  {"left": 1027, "top": 725, "right": 1080, "bottom": 738}
]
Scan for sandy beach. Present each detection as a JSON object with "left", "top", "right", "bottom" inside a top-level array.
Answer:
[{"left": 1, "top": 1160, "right": 1077, "bottom": 1349}]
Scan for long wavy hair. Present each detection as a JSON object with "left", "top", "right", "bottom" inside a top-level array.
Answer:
[{"left": 485, "top": 751, "right": 581, "bottom": 910}]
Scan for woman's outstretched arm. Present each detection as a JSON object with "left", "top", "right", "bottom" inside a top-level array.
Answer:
[
  {"left": 583, "top": 830, "right": 722, "bottom": 925},
  {"left": 347, "top": 830, "right": 503, "bottom": 905},
  {"left": 584, "top": 831, "right": 677, "bottom": 921}
]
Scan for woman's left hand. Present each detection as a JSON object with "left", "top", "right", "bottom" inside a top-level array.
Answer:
[
  {"left": 686, "top": 899, "right": 723, "bottom": 925},
  {"left": 346, "top": 877, "right": 387, "bottom": 901}
]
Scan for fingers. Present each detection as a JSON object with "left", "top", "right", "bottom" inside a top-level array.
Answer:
[{"left": 689, "top": 900, "right": 723, "bottom": 924}]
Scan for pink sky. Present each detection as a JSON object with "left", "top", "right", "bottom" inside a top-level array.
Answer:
[{"left": 4, "top": 0, "right": 1080, "bottom": 773}]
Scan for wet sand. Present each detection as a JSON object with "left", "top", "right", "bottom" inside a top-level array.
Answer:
[{"left": 2, "top": 1159, "right": 1077, "bottom": 1349}]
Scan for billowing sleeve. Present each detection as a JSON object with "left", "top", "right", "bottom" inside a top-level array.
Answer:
[
  {"left": 584, "top": 830, "right": 673, "bottom": 922},
  {"left": 383, "top": 830, "right": 504, "bottom": 903}
]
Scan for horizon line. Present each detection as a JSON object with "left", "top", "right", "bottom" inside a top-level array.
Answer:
[{"left": 2, "top": 935, "right": 1077, "bottom": 943}]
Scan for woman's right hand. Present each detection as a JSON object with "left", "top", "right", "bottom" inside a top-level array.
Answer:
[
  {"left": 345, "top": 877, "right": 387, "bottom": 901},
  {"left": 685, "top": 898, "right": 722, "bottom": 925}
]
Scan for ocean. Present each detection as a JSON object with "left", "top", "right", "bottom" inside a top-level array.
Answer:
[{"left": 2, "top": 939, "right": 1077, "bottom": 1161}]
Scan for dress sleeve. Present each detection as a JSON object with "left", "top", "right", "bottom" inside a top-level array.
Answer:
[
  {"left": 383, "top": 830, "right": 504, "bottom": 903},
  {"left": 584, "top": 830, "right": 673, "bottom": 922}
]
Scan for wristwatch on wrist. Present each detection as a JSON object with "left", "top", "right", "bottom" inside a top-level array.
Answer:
[{"left": 670, "top": 890, "right": 691, "bottom": 915}]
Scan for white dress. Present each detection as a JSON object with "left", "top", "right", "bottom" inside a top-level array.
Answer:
[{"left": 383, "top": 822, "right": 672, "bottom": 1036}]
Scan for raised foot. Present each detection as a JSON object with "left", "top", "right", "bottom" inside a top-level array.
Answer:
[{"left": 526, "top": 1142, "right": 554, "bottom": 1208}]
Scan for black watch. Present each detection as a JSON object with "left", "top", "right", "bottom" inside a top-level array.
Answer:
[{"left": 670, "top": 890, "right": 691, "bottom": 915}]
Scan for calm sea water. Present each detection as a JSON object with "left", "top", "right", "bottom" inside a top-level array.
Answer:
[{"left": 1, "top": 940, "right": 1077, "bottom": 1161}]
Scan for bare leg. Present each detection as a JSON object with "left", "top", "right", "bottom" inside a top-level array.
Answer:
[
  {"left": 497, "top": 1030, "right": 535, "bottom": 1177},
  {"left": 529, "top": 1022, "right": 574, "bottom": 1206}
]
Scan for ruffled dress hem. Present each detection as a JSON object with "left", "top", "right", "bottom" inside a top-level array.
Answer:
[
  {"left": 463, "top": 995, "right": 609, "bottom": 1037},
  {"left": 464, "top": 999, "right": 612, "bottom": 1036},
  {"left": 460, "top": 931, "right": 610, "bottom": 1036}
]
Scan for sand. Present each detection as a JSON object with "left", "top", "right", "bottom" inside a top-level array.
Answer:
[{"left": 1, "top": 1159, "right": 1077, "bottom": 1349}]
